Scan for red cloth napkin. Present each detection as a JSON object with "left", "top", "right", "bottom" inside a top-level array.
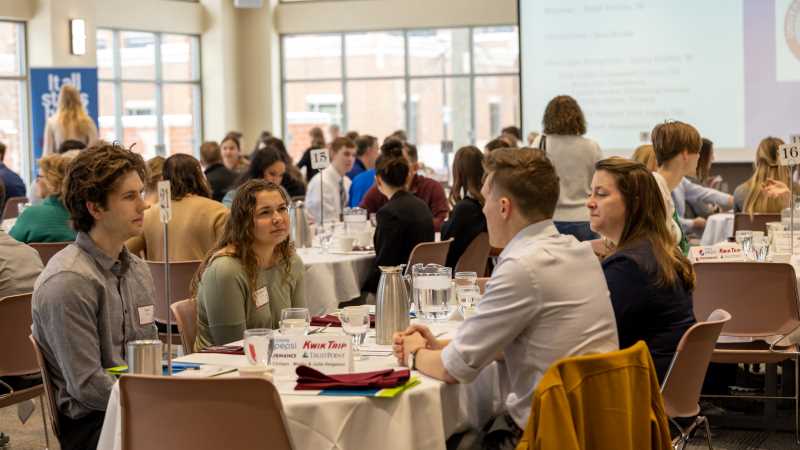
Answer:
[
  {"left": 295, "top": 365, "right": 410, "bottom": 390},
  {"left": 311, "top": 314, "right": 376, "bottom": 328},
  {"left": 198, "top": 345, "right": 245, "bottom": 355}
]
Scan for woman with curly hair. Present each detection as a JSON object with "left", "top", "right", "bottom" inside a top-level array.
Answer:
[
  {"left": 193, "top": 179, "right": 306, "bottom": 350},
  {"left": 539, "top": 95, "right": 602, "bottom": 241}
]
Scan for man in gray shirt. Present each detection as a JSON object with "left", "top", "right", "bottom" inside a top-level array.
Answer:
[
  {"left": 32, "top": 144, "right": 157, "bottom": 450},
  {"left": 393, "top": 149, "right": 619, "bottom": 449}
]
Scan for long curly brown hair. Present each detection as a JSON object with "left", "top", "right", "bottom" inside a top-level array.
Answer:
[{"left": 191, "top": 179, "right": 296, "bottom": 301}]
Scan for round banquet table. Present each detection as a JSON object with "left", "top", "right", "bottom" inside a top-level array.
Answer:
[
  {"left": 297, "top": 247, "right": 375, "bottom": 316},
  {"left": 700, "top": 213, "right": 733, "bottom": 246},
  {"left": 96, "top": 321, "right": 504, "bottom": 450}
]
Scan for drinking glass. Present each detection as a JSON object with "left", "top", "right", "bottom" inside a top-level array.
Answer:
[
  {"left": 752, "top": 235, "right": 769, "bottom": 262},
  {"left": 316, "top": 222, "right": 337, "bottom": 253},
  {"left": 412, "top": 264, "right": 453, "bottom": 321},
  {"left": 735, "top": 230, "right": 753, "bottom": 258},
  {"left": 243, "top": 328, "right": 273, "bottom": 366},
  {"left": 280, "top": 308, "right": 310, "bottom": 335},
  {"left": 454, "top": 271, "right": 478, "bottom": 289},
  {"left": 456, "top": 284, "right": 481, "bottom": 319},
  {"left": 340, "top": 306, "right": 370, "bottom": 360}
]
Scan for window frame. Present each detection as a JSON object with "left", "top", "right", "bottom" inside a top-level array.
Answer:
[
  {"left": 280, "top": 25, "right": 520, "bottom": 165},
  {"left": 97, "top": 28, "right": 203, "bottom": 158},
  {"left": 0, "top": 20, "right": 31, "bottom": 184}
]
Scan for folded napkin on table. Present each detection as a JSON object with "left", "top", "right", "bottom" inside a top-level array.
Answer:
[
  {"left": 295, "top": 365, "right": 410, "bottom": 390},
  {"left": 311, "top": 314, "right": 375, "bottom": 328},
  {"left": 198, "top": 345, "right": 245, "bottom": 355}
]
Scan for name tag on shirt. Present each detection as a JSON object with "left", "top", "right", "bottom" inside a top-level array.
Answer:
[
  {"left": 137, "top": 305, "right": 155, "bottom": 325},
  {"left": 254, "top": 287, "right": 270, "bottom": 309}
]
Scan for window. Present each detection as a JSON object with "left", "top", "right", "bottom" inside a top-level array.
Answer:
[
  {"left": 281, "top": 26, "right": 520, "bottom": 175},
  {"left": 0, "top": 21, "right": 28, "bottom": 180},
  {"left": 97, "top": 29, "right": 202, "bottom": 160}
]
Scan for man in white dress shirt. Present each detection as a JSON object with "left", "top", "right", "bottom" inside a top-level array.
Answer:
[
  {"left": 305, "top": 137, "right": 356, "bottom": 224},
  {"left": 393, "top": 148, "right": 619, "bottom": 449}
]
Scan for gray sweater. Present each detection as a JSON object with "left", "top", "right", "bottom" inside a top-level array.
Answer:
[
  {"left": 32, "top": 232, "right": 157, "bottom": 419},
  {"left": 543, "top": 135, "right": 603, "bottom": 222}
]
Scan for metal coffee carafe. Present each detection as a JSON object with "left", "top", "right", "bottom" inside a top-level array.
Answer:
[
  {"left": 290, "top": 200, "right": 312, "bottom": 248},
  {"left": 376, "top": 265, "right": 411, "bottom": 344}
]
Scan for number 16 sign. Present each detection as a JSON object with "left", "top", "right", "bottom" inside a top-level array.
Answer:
[{"left": 778, "top": 143, "right": 800, "bottom": 166}]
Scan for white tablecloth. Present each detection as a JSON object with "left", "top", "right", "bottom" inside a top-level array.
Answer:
[
  {"left": 97, "top": 322, "right": 503, "bottom": 450},
  {"left": 297, "top": 247, "right": 375, "bottom": 316},
  {"left": 700, "top": 213, "right": 734, "bottom": 246}
]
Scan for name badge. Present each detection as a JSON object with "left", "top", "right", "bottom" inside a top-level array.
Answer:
[
  {"left": 137, "top": 305, "right": 155, "bottom": 325},
  {"left": 271, "top": 335, "right": 354, "bottom": 374},
  {"left": 254, "top": 287, "right": 269, "bottom": 309}
]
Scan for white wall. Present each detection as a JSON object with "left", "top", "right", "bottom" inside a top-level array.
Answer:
[{"left": 0, "top": 0, "right": 518, "bottom": 151}]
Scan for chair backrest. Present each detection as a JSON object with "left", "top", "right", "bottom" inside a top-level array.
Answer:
[
  {"left": 120, "top": 375, "right": 294, "bottom": 450},
  {"left": 0, "top": 293, "right": 38, "bottom": 377},
  {"left": 170, "top": 298, "right": 197, "bottom": 354},
  {"left": 660, "top": 309, "right": 732, "bottom": 418},
  {"left": 406, "top": 238, "right": 453, "bottom": 273},
  {"left": 29, "top": 335, "right": 60, "bottom": 438},
  {"left": 454, "top": 232, "right": 490, "bottom": 275},
  {"left": 147, "top": 260, "right": 201, "bottom": 323},
  {"left": 733, "top": 213, "right": 780, "bottom": 234},
  {"left": 477, "top": 277, "right": 489, "bottom": 295},
  {"left": 693, "top": 262, "right": 800, "bottom": 337},
  {"left": 1, "top": 196, "right": 28, "bottom": 220},
  {"left": 29, "top": 241, "right": 71, "bottom": 266}
]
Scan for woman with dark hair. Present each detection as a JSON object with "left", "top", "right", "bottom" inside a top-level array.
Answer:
[
  {"left": 441, "top": 146, "right": 487, "bottom": 268},
  {"left": 540, "top": 95, "right": 602, "bottom": 241},
  {"left": 297, "top": 126, "right": 326, "bottom": 182},
  {"left": 363, "top": 155, "right": 434, "bottom": 293},
  {"left": 221, "top": 133, "right": 248, "bottom": 173},
  {"left": 262, "top": 136, "right": 307, "bottom": 197},
  {"left": 126, "top": 153, "right": 228, "bottom": 260},
  {"left": 222, "top": 146, "right": 288, "bottom": 207},
  {"left": 193, "top": 179, "right": 305, "bottom": 349},
  {"left": 587, "top": 157, "right": 696, "bottom": 382}
]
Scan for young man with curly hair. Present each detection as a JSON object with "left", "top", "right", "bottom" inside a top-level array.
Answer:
[{"left": 31, "top": 143, "right": 158, "bottom": 450}]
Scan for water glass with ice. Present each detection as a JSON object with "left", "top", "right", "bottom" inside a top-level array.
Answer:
[
  {"left": 280, "top": 307, "right": 310, "bottom": 335},
  {"left": 341, "top": 306, "right": 370, "bottom": 360},
  {"left": 243, "top": 328, "right": 274, "bottom": 365},
  {"left": 735, "top": 230, "right": 753, "bottom": 258}
]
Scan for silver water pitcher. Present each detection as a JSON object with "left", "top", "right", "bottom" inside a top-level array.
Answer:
[
  {"left": 290, "top": 200, "right": 312, "bottom": 248},
  {"left": 376, "top": 265, "right": 411, "bottom": 345}
]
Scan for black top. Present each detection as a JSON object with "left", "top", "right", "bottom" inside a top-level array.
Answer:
[
  {"left": 297, "top": 147, "right": 321, "bottom": 182},
  {"left": 281, "top": 174, "right": 306, "bottom": 197},
  {"left": 440, "top": 197, "right": 487, "bottom": 269},
  {"left": 363, "top": 190, "right": 434, "bottom": 293},
  {"left": 602, "top": 239, "right": 696, "bottom": 383},
  {"left": 204, "top": 163, "right": 237, "bottom": 203}
]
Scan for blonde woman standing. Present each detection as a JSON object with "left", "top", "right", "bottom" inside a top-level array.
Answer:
[{"left": 42, "top": 85, "right": 98, "bottom": 155}]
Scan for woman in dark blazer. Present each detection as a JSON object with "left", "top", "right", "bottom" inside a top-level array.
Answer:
[
  {"left": 363, "top": 155, "right": 434, "bottom": 293},
  {"left": 441, "top": 146, "right": 487, "bottom": 269}
]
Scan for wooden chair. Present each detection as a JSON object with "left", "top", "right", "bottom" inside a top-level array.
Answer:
[
  {"left": 454, "top": 232, "right": 490, "bottom": 276},
  {"left": 1, "top": 196, "right": 28, "bottom": 220},
  {"left": 147, "top": 260, "right": 201, "bottom": 324},
  {"left": 29, "top": 335, "right": 60, "bottom": 441},
  {"left": 733, "top": 213, "right": 781, "bottom": 234},
  {"left": 29, "top": 241, "right": 71, "bottom": 266},
  {"left": 661, "top": 310, "right": 731, "bottom": 450},
  {"left": 120, "top": 375, "right": 294, "bottom": 450},
  {"left": 477, "top": 277, "right": 489, "bottom": 295},
  {"left": 170, "top": 298, "right": 197, "bottom": 354},
  {"left": 405, "top": 238, "right": 453, "bottom": 274},
  {"left": 693, "top": 262, "right": 800, "bottom": 443},
  {"left": 0, "top": 293, "right": 51, "bottom": 448}
]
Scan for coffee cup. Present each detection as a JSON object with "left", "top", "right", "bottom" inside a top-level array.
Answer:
[{"left": 332, "top": 236, "right": 355, "bottom": 252}]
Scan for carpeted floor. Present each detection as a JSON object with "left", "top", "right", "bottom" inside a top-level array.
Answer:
[{"left": 1, "top": 402, "right": 799, "bottom": 450}]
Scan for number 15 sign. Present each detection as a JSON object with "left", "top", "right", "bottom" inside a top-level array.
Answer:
[
  {"left": 310, "top": 148, "right": 330, "bottom": 170},
  {"left": 778, "top": 143, "right": 800, "bottom": 166}
]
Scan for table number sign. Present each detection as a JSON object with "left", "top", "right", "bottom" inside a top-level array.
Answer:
[
  {"left": 271, "top": 335, "right": 353, "bottom": 374},
  {"left": 310, "top": 149, "right": 330, "bottom": 170},
  {"left": 689, "top": 243, "right": 744, "bottom": 263},
  {"left": 157, "top": 180, "right": 172, "bottom": 224},
  {"left": 778, "top": 142, "right": 800, "bottom": 166}
]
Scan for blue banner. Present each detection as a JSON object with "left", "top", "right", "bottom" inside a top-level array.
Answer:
[{"left": 29, "top": 67, "right": 99, "bottom": 162}]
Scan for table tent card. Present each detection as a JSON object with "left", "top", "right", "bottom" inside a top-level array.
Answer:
[
  {"left": 689, "top": 243, "right": 745, "bottom": 263},
  {"left": 272, "top": 334, "right": 354, "bottom": 374}
]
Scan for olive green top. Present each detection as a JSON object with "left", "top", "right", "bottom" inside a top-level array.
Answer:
[{"left": 195, "top": 253, "right": 306, "bottom": 351}]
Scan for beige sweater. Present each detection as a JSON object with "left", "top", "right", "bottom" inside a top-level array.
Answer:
[{"left": 126, "top": 195, "right": 229, "bottom": 261}]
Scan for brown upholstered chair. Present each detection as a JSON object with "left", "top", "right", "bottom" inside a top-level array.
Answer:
[
  {"left": 0, "top": 293, "right": 50, "bottom": 447},
  {"left": 1, "top": 196, "right": 28, "bottom": 220},
  {"left": 29, "top": 241, "right": 71, "bottom": 266},
  {"left": 29, "top": 335, "right": 60, "bottom": 440},
  {"left": 170, "top": 298, "right": 197, "bottom": 354},
  {"left": 733, "top": 213, "right": 781, "bottom": 235},
  {"left": 405, "top": 238, "right": 453, "bottom": 274},
  {"left": 454, "top": 232, "right": 490, "bottom": 276},
  {"left": 120, "top": 375, "right": 294, "bottom": 450},
  {"left": 147, "top": 260, "right": 201, "bottom": 324}
]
